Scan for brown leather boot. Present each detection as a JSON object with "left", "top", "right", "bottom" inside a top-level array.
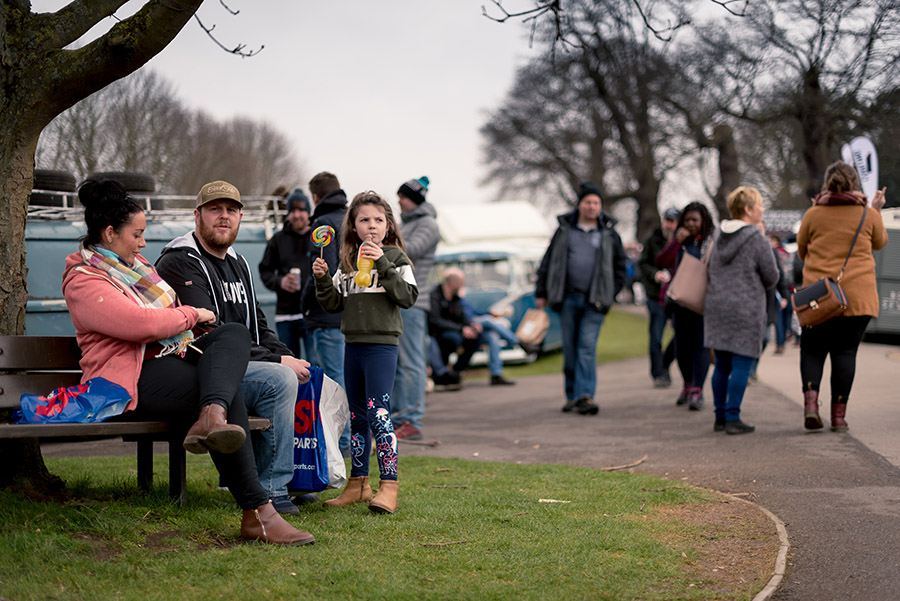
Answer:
[
  {"left": 831, "top": 403, "right": 848, "bottom": 432},
  {"left": 323, "top": 476, "right": 372, "bottom": 507},
  {"left": 369, "top": 480, "right": 399, "bottom": 514},
  {"left": 241, "top": 502, "right": 315, "bottom": 545},
  {"left": 804, "top": 390, "right": 823, "bottom": 430},
  {"left": 183, "top": 403, "right": 246, "bottom": 455}
]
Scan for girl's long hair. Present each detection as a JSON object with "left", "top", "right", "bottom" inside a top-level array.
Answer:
[
  {"left": 339, "top": 191, "right": 405, "bottom": 273},
  {"left": 677, "top": 201, "right": 714, "bottom": 240}
]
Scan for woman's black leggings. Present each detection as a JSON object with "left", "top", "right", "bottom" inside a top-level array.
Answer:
[
  {"left": 133, "top": 323, "right": 267, "bottom": 510},
  {"left": 799, "top": 315, "right": 870, "bottom": 405},
  {"left": 672, "top": 304, "right": 710, "bottom": 389}
]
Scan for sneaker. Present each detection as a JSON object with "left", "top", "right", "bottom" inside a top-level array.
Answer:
[
  {"left": 490, "top": 375, "right": 516, "bottom": 386},
  {"left": 433, "top": 371, "right": 462, "bottom": 389},
  {"left": 561, "top": 400, "right": 576, "bottom": 413},
  {"left": 271, "top": 495, "right": 300, "bottom": 516},
  {"left": 688, "top": 391, "right": 704, "bottom": 411},
  {"left": 519, "top": 340, "right": 542, "bottom": 355},
  {"left": 714, "top": 419, "right": 726, "bottom": 432},
  {"left": 575, "top": 396, "right": 599, "bottom": 415},
  {"left": 653, "top": 376, "right": 672, "bottom": 388},
  {"left": 676, "top": 387, "right": 689, "bottom": 406},
  {"left": 394, "top": 421, "right": 423, "bottom": 440},
  {"left": 290, "top": 492, "right": 320, "bottom": 506},
  {"left": 725, "top": 420, "right": 755, "bottom": 435},
  {"left": 774, "top": 345, "right": 785, "bottom": 355}
]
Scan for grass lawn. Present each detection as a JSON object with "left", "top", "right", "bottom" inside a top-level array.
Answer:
[{"left": 0, "top": 454, "right": 774, "bottom": 601}]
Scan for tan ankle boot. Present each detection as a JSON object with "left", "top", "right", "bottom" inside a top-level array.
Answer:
[
  {"left": 183, "top": 403, "right": 246, "bottom": 455},
  {"left": 241, "top": 502, "right": 315, "bottom": 545},
  {"left": 369, "top": 480, "right": 399, "bottom": 514},
  {"left": 323, "top": 476, "right": 373, "bottom": 507}
]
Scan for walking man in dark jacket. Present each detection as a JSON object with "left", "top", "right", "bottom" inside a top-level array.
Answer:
[
  {"left": 259, "top": 188, "right": 314, "bottom": 360},
  {"left": 156, "top": 180, "right": 312, "bottom": 515},
  {"left": 535, "top": 181, "right": 627, "bottom": 415}
]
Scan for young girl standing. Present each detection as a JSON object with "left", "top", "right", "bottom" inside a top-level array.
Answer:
[{"left": 312, "top": 191, "right": 418, "bottom": 513}]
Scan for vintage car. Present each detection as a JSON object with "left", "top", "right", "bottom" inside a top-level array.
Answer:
[{"left": 430, "top": 243, "right": 562, "bottom": 365}]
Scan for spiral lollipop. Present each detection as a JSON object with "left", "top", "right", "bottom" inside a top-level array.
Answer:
[{"left": 311, "top": 225, "right": 335, "bottom": 259}]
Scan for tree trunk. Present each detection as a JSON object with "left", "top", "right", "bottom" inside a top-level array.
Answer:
[
  {"left": 712, "top": 124, "right": 739, "bottom": 220},
  {"left": 634, "top": 178, "right": 661, "bottom": 241},
  {"left": 799, "top": 67, "right": 828, "bottom": 200},
  {"left": 0, "top": 0, "right": 204, "bottom": 495}
]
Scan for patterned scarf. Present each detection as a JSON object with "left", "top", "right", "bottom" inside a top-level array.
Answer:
[
  {"left": 80, "top": 244, "right": 194, "bottom": 358},
  {"left": 812, "top": 191, "right": 867, "bottom": 206}
]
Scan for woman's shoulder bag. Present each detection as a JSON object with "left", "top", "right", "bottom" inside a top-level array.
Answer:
[{"left": 791, "top": 207, "right": 867, "bottom": 328}]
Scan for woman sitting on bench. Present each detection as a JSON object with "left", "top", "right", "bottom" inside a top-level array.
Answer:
[{"left": 61, "top": 179, "right": 313, "bottom": 546}]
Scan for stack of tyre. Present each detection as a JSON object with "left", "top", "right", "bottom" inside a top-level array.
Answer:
[{"left": 31, "top": 170, "right": 156, "bottom": 207}]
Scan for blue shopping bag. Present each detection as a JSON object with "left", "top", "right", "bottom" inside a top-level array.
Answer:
[
  {"left": 14, "top": 377, "right": 130, "bottom": 424},
  {"left": 288, "top": 367, "right": 329, "bottom": 492}
]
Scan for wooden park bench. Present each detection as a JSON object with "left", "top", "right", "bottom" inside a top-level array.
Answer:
[{"left": 0, "top": 335, "right": 270, "bottom": 504}]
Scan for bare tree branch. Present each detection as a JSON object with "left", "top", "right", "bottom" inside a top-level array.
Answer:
[
  {"left": 193, "top": 13, "right": 264, "bottom": 57},
  {"left": 218, "top": 0, "right": 240, "bottom": 16}
]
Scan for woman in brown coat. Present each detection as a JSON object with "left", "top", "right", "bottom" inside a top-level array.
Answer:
[{"left": 797, "top": 161, "right": 888, "bottom": 431}]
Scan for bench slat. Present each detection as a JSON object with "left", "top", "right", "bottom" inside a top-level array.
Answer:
[
  {"left": 0, "top": 416, "right": 270, "bottom": 439},
  {"left": 0, "top": 373, "right": 83, "bottom": 410},
  {"left": 0, "top": 336, "right": 81, "bottom": 370}
]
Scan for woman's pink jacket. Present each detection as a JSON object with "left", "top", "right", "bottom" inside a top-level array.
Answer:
[{"left": 61, "top": 252, "right": 199, "bottom": 410}]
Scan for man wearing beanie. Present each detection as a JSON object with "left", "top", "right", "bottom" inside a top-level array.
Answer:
[
  {"left": 391, "top": 176, "right": 441, "bottom": 441},
  {"left": 260, "top": 188, "right": 315, "bottom": 360},
  {"left": 535, "top": 181, "right": 627, "bottom": 416}
]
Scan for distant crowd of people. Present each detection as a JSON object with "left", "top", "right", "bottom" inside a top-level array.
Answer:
[{"left": 634, "top": 161, "right": 887, "bottom": 435}]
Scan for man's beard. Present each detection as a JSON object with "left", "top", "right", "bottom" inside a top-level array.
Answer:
[{"left": 197, "top": 219, "right": 239, "bottom": 252}]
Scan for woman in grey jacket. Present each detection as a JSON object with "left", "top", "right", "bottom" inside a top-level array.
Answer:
[{"left": 704, "top": 187, "right": 779, "bottom": 434}]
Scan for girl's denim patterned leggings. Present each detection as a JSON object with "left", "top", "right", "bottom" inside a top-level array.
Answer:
[{"left": 344, "top": 343, "right": 399, "bottom": 481}]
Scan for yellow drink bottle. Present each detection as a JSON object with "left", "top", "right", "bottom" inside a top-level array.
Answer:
[{"left": 355, "top": 246, "right": 374, "bottom": 287}]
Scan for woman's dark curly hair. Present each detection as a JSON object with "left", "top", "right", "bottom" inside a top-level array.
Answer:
[
  {"left": 78, "top": 179, "right": 143, "bottom": 246},
  {"left": 677, "top": 201, "right": 714, "bottom": 240}
]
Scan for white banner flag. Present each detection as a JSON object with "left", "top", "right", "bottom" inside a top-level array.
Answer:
[{"left": 841, "top": 136, "right": 878, "bottom": 205}]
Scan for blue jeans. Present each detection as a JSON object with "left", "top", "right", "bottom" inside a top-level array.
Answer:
[
  {"left": 559, "top": 293, "right": 607, "bottom": 401},
  {"left": 774, "top": 300, "right": 793, "bottom": 346},
  {"left": 473, "top": 315, "right": 517, "bottom": 376},
  {"left": 239, "top": 361, "right": 297, "bottom": 499},
  {"left": 711, "top": 351, "right": 754, "bottom": 422},
  {"left": 310, "top": 327, "right": 348, "bottom": 449},
  {"left": 275, "top": 318, "right": 316, "bottom": 364},
  {"left": 646, "top": 300, "right": 668, "bottom": 378},
  {"left": 345, "top": 344, "right": 399, "bottom": 480},
  {"left": 392, "top": 308, "right": 427, "bottom": 430}
]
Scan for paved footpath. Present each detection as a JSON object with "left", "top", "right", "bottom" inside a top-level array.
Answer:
[{"left": 405, "top": 342, "right": 900, "bottom": 601}]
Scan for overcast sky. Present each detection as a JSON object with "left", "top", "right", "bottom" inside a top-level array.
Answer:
[{"left": 35, "top": 1, "right": 541, "bottom": 207}]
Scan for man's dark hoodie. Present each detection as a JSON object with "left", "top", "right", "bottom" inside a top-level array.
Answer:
[
  {"left": 156, "top": 232, "right": 292, "bottom": 363},
  {"left": 301, "top": 189, "right": 348, "bottom": 329}
]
